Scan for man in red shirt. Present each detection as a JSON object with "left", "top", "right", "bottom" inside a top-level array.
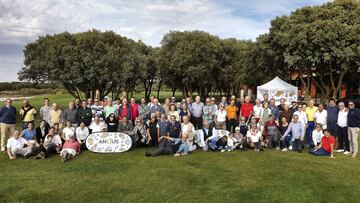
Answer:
[
  {"left": 310, "top": 129, "right": 335, "bottom": 158},
  {"left": 129, "top": 97, "right": 139, "bottom": 123},
  {"left": 240, "top": 96, "right": 254, "bottom": 123}
]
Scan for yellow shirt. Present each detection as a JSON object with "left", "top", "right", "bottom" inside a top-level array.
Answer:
[
  {"left": 50, "top": 109, "right": 62, "bottom": 124},
  {"left": 226, "top": 105, "right": 238, "bottom": 120},
  {"left": 19, "top": 107, "right": 37, "bottom": 122},
  {"left": 306, "top": 106, "right": 318, "bottom": 122}
]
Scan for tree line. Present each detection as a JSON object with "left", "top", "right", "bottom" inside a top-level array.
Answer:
[{"left": 18, "top": 0, "right": 360, "bottom": 102}]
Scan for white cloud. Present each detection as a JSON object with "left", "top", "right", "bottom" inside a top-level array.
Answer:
[{"left": 0, "top": 0, "right": 328, "bottom": 81}]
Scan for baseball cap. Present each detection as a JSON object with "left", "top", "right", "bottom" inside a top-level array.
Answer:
[{"left": 235, "top": 127, "right": 240, "bottom": 131}]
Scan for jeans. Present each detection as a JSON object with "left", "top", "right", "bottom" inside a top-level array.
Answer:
[
  {"left": 280, "top": 136, "right": 291, "bottom": 149},
  {"left": 306, "top": 121, "right": 315, "bottom": 146},
  {"left": 309, "top": 147, "right": 330, "bottom": 156},
  {"left": 267, "top": 134, "right": 280, "bottom": 148},
  {"left": 292, "top": 139, "right": 303, "bottom": 152},
  {"left": 177, "top": 143, "right": 189, "bottom": 154},
  {"left": 337, "top": 126, "right": 348, "bottom": 151}
]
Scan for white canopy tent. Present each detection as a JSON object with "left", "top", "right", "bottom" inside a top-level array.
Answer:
[{"left": 257, "top": 76, "right": 298, "bottom": 105}]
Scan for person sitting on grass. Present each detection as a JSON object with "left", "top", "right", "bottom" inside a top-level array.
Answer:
[
  {"left": 7, "top": 130, "right": 33, "bottom": 159},
  {"left": 312, "top": 124, "right": 324, "bottom": 149},
  {"left": 145, "top": 133, "right": 189, "bottom": 157},
  {"left": 75, "top": 122, "right": 89, "bottom": 150},
  {"left": 204, "top": 129, "right": 230, "bottom": 152},
  {"left": 60, "top": 136, "right": 80, "bottom": 162},
  {"left": 117, "top": 116, "right": 134, "bottom": 136},
  {"left": 36, "top": 120, "right": 49, "bottom": 145},
  {"left": 61, "top": 120, "right": 75, "bottom": 142},
  {"left": 106, "top": 113, "right": 119, "bottom": 132},
  {"left": 309, "top": 129, "right": 335, "bottom": 158},
  {"left": 35, "top": 127, "right": 62, "bottom": 159},
  {"left": 246, "top": 124, "right": 264, "bottom": 152},
  {"left": 263, "top": 115, "right": 281, "bottom": 150},
  {"left": 20, "top": 122, "right": 38, "bottom": 147},
  {"left": 280, "top": 115, "right": 305, "bottom": 153},
  {"left": 89, "top": 115, "right": 107, "bottom": 133},
  {"left": 232, "top": 127, "right": 245, "bottom": 150},
  {"left": 132, "top": 117, "right": 149, "bottom": 147}
]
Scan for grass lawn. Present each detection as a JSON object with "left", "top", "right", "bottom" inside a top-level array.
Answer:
[{"left": 1, "top": 93, "right": 359, "bottom": 202}]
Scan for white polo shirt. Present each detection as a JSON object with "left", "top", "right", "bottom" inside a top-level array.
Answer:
[
  {"left": 314, "top": 110, "right": 327, "bottom": 125},
  {"left": 337, "top": 110, "right": 348, "bottom": 127}
]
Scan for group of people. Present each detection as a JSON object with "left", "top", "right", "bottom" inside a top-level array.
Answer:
[{"left": 0, "top": 93, "right": 359, "bottom": 161}]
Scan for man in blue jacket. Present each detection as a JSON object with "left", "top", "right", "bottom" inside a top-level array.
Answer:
[
  {"left": 347, "top": 101, "right": 360, "bottom": 158},
  {"left": 0, "top": 99, "right": 17, "bottom": 151}
]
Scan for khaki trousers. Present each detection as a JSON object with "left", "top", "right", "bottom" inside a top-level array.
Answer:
[
  {"left": 0, "top": 123, "right": 15, "bottom": 150},
  {"left": 348, "top": 127, "right": 359, "bottom": 156}
]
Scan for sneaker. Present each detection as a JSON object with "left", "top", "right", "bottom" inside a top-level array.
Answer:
[
  {"left": 344, "top": 151, "right": 352, "bottom": 156},
  {"left": 336, "top": 149, "right": 345, "bottom": 153},
  {"left": 276, "top": 147, "right": 280, "bottom": 151},
  {"left": 0, "top": 147, "right": 5, "bottom": 152},
  {"left": 220, "top": 150, "right": 225, "bottom": 153},
  {"left": 281, "top": 148, "right": 288, "bottom": 152},
  {"left": 289, "top": 146, "right": 293, "bottom": 150}
]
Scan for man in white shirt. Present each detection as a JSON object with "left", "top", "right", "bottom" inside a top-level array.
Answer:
[
  {"left": 7, "top": 130, "right": 33, "bottom": 159},
  {"left": 89, "top": 116, "right": 107, "bottom": 133},
  {"left": 181, "top": 116, "right": 196, "bottom": 151},
  {"left": 246, "top": 124, "right": 264, "bottom": 152},
  {"left": 337, "top": 102, "right": 349, "bottom": 153},
  {"left": 314, "top": 103, "right": 328, "bottom": 129},
  {"left": 253, "top": 99, "right": 263, "bottom": 122}
]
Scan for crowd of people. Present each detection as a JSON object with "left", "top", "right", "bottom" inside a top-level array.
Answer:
[{"left": 0, "top": 93, "right": 359, "bottom": 161}]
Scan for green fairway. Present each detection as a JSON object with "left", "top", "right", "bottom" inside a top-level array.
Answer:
[
  {"left": 1, "top": 93, "right": 359, "bottom": 202},
  {"left": 0, "top": 148, "right": 359, "bottom": 202}
]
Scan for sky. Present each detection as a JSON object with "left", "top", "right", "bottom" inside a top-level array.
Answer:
[{"left": 0, "top": 0, "right": 328, "bottom": 82}]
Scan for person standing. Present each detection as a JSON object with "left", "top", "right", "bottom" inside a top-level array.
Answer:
[
  {"left": 325, "top": 98, "right": 338, "bottom": 140},
  {"left": 162, "top": 98, "right": 171, "bottom": 116},
  {"left": 138, "top": 98, "right": 150, "bottom": 123},
  {"left": 63, "top": 101, "right": 79, "bottom": 128},
  {"left": 203, "top": 97, "right": 216, "bottom": 125},
  {"left": 104, "top": 98, "right": 118, "bottom": 119},
  {"left": 347, "top": 101, "right": 360, "bottom": 158},
  {"left": 253, "top": 99, "right": 263, "bottom": 123},
  {"left": 19, "top": 100, "right": 37, "bottom": 129},
  {"left": 0, "top": 99, "right": 16, "bottom": 151},
  {"left": 226, "top": 99, "right": 239, "bottom": 133},
  {"left": 40, "top": 98, "right": 51, "bottom": 125},
  {"left": 190, "top": 96, "right": 204, "bottom": 130},
  {"left": 314, "top": 103, "right": 327, "bottom": 129},
  {"left": 78, "top": 101, "right": 92, "bottom": 127},
  {"left": 240, "top": 96, "right": 254, "bottom": 123},
  {"left": 130, "top": 97, "right": 139, "bottom": 123},
  {"left": 305, "top": 99, "right": 318, "bottom": 147},
  {"left": 336, "top": 102, "right": 348, "bottom": 153},
  {"left": 49, "top": 103, "right": 62, "bottom": 128},
  {"left": 268, "top": 98, "right": 280, "bottom": 122}
]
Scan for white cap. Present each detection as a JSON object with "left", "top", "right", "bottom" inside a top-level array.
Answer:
[{"left": 235, "top": 127, "right": 240, "bottom": 131}]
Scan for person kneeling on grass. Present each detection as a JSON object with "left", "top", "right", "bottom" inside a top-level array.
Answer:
[
  {"left": 309, "top": 129, "right": 335, "bottom": 158},
  {"left": 34, "top": 127, "right": 62, "bottom": 159},
  {"left": 312, "top": 124, "right": 324, "bottom": 149},
  {"left": 60, "top": 136, "right": 80, "bottom": 162},
  {"left": 7, "top": 130, "right": 33, "bottom": 159},
  {"left": 145, "top": 133, "right": 189, "bottom": 157},
  {"left": 246, "top": 124, "right": 264, "bottom": 152}
]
